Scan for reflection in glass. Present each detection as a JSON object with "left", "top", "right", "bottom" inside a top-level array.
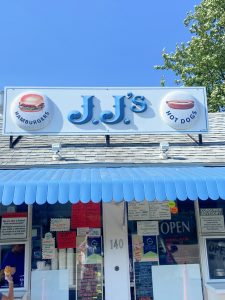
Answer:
[
  {"left": 206, "top": 238, "right": 225, "bottom": 279},
  {"left": 0, "top": 244, "right": 25, "bottom": 288}
]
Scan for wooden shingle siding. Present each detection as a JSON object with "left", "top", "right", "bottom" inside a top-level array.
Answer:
[{"left": 0, "top": 113, "right": 224, "bottom": 168}]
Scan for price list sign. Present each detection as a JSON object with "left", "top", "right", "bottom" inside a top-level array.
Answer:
[
  {"left": 134, "top": 261, "right": 158, "bottom": 300},
  {"left": 76, "top": 263, "right": 103, "bottom": 300}
]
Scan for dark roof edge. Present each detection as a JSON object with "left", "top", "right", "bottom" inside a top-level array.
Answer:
[{"left": 1, "top": 162, "right": 225, "bottom": 170}]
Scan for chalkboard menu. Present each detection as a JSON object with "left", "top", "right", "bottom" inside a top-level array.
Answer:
[
  {"left": 77, "top": 263, "right": 103, "bottom": 300},
  {"left": 134, "top": 261, "right": 157, "bottom": 300}
]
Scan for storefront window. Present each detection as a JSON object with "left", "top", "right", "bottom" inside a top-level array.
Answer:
[
  {"left": 127, "top": 200, "right": 199, "bottom": 300},
  {"left": 32, "top": 202, "right": 104, "bottom": 300},
  {"left": 199, "top": 200, "right": 225, "bottom": 235},
  {"left": 0, "top": 243, "right": 25, "bottom": 288},
  {"left": 198, "top": 200, "right": 225, "bottom": 282},
  {"left": 206, "top": 238, "right": 225, "bottom": 280},
  {"left": 0, "top": 204, "right": 28, "bottom": 291}
]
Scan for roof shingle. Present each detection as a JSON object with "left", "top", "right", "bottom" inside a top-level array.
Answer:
[{"left": 0, "top": 113, "right": 224, "bottom": 168}]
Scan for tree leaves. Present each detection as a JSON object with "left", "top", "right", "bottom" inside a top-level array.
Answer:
[{"left": 155, "top": 0, "right": 225, "bottom": 112}]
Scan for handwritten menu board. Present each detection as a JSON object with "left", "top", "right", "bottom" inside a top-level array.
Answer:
[
  {"left": 128, "top": 201, "right": 171, "bottom": 221},
  {"left": 76, "top": 264, "right": 103, "bottom": 300},
  {"left": 57, "top": 231, "right": 76, "bottom": 249},
  {"left": 134, "top": 261, "right": 157, "bottom": 300},
  {"left": 71, "top": 202, "right": 101, "bottom": 228}
]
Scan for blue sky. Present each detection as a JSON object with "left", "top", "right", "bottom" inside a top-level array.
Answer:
[{"left": 0, "top": 0, "right": 201, "bottom": 89}]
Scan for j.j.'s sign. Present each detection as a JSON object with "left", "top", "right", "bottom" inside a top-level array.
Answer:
[{"left": 3, "top": 87, "right": 208, "bottom": 135}]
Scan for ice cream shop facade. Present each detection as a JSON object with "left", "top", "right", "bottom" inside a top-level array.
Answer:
[{"left": 0, "top": 87, "right": 225, "bottom": 300}]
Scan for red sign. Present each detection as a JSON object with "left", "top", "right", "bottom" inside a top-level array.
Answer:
[
  {"left": 57, "top": 231, "right": 76, "bottom": 249},
  {"left": 2, "top": 212, "right": 28, "bottom": 218},
  {"left": 71, "top": 202, "right": 101, "bottom": 229}
]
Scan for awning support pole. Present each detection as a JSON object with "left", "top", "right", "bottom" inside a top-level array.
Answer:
[
  {"left": 9, "top": 135, "right": 23, "bottom": 149},
  {"left": 123, "top": 202, "right": 126, "bottom": 229}
]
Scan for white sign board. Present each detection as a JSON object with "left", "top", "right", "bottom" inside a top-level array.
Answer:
[
  {"left": 128, "top": 202, "right": 150, "bottom": 220},
  {"left": 31, "top": 270, "right": 69, "bottom": 300},
  {"left": 152, "top": 264, "right": 203, "bottom": 300},
  {"left": 149, "top": 201, "right": 171, "bottom": 220},
  {"left": 200, "top": 208, "right": 225, "bottom": 233},
  {"left": 137, "top": 221, "right": 159, "bottom": 236},
  {"left": 3, "top": 87, "right": 208, "bottom": 135},
  {"left": 128, "top": 201, "right": 171, "bottom": 221},
  {"left": 1, "top": 217, "right": 27, "bottom": 239}
]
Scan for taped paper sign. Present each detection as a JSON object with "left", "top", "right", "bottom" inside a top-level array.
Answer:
[
  {"left": 42, "top": 233, "right": 55, "bottom": 259},
  {"left": 77, "top": 228, "right": 101, "bottom": 236},
  {"left": 128, "top": 201, "right": 171, "bottom": 221},
  {"left": 50, "top": 218, "right": 70, "bottom": 232},
  {"left": 1, "top": 214, "right": 27, "bottom": 239}
]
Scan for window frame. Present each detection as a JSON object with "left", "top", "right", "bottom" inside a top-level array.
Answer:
[
  {"left": 0, "top": 240, "right": 29, "bottom": 292},
  {"left": 203, "top": 236, "right": 225, "bottom": 283}
]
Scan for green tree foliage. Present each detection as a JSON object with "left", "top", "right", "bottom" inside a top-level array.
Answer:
[{"left": 155, "top": 0, "right": 225, "bottom": 112}]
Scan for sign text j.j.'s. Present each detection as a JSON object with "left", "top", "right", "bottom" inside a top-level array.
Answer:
[{"left": 68, "top": 93, "right": 147, "bottom": 125}]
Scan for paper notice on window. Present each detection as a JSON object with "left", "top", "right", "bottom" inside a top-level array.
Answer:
[
  {"left": 149, "top": 201, "right": 171, "bottom": 220},
  {"left": 137, "top": 221, "right": 159, "bottom": 236},
  {"left": 128, "top": 202, "right": 150, "bottom": 220},
  {"left": 77, "top": 227, "right": 101, "bottom": 236},
  {"left": 128, "top": 201, "right": 171, "bottom": 221},
  {"left": 1, "top": 217, "right": 27, "bottom": 239},
  {"left": 50, "top": 218, "right": 70, "bottom": 232},
  {"left": 42, "top": 233, "right": 55, "bottom": 259},
  {"left": 200, "top": 208, "right": 225, "bottom": 233}
]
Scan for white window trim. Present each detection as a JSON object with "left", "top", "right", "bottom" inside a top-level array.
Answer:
[{"left": 0, "top": 205, "right": 32, "bottom": 298}]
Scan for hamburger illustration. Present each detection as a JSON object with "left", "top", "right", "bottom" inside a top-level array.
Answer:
[
  {"left": 166, "top": 100, "right": 194, "bottom": 110},
  {"left": 11, "top": 90, "right": 53, "bottom": 131},
  {"left": 19, "top": 94, "right": 45, "bottom": 112}
]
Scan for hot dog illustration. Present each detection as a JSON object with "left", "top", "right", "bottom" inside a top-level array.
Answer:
[
  {"left": 160, "top": 91, "right": 200, "bottom": 130},
  {"left": 166, "top": 100, "right": 194, "bottom": 110}
]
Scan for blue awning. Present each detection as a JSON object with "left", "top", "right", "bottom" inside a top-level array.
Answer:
[{"left": 0, "top": 167, "right": 225, "bottom": 205}]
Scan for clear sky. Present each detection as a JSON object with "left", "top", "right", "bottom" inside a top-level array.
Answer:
[{"left": 0, "top": 0, "right": 201, "bottom": 89}]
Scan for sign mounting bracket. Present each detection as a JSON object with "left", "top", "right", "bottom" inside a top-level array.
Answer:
[
  {"left": 187, "top": 134, "right": 203, "bottom": 145},
  {"left": 9, "top": 135, "right": 23, "bottom": 148}
]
